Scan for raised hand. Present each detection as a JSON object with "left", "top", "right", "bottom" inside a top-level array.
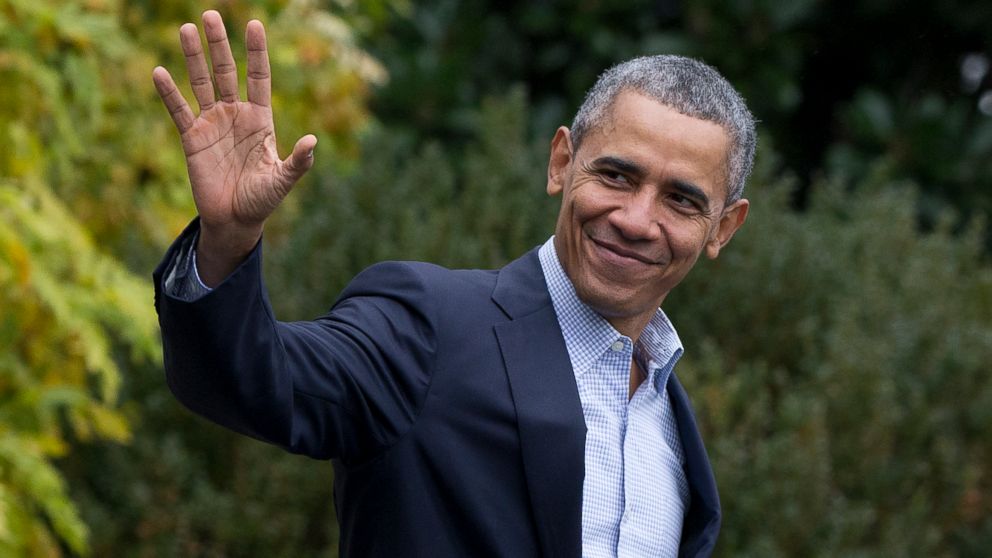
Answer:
[{"left": 152, "top": 10, "right": 316, "bottom": 285}]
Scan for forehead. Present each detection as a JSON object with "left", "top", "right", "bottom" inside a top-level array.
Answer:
[{"left": 577, "top": 91, "right": 731, "bottom": 195}]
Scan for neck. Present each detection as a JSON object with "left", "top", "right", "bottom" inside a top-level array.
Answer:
[{"left": 606, "top": 312, "right": 654, "bottom": 343}]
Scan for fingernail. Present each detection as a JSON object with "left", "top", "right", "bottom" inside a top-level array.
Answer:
[{"left": 307, "top": 150, "right": 314, "bottom": 158}]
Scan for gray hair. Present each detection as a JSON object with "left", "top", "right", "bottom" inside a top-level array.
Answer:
[{"left": 570, "top": 55, "right": 757, "bottom": 203}]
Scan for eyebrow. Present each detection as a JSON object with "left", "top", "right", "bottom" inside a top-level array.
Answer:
[
  {"left": 591, "top": 155, "right": 712, "bottom": 209},
  {"left": 590, "top": 156, "right": 648, "bottom": 180}
]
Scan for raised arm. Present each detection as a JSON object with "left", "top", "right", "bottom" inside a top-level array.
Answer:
[{"left": 152, "top": 10, "right": 316, "bottom": 286}]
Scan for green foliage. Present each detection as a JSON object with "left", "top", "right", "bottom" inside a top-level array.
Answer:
[
  {"left": 64, "top": 426, "right": 338, "bottom": 557},
  {"left": 0, "top": 176, "right": 158, "bottom": 555},
  {"left": 828, "top": 90, "right": 992, "bottom": 224},
  {"left": 268, "top": 88, "right": 557, "bottom": 319},
  {"left": 1, "top": 0, "right": 380, "bottom": 554},
  {"left": 364, "top": 0, "right": 992, "bottom": 229},
  {"left": 669, "top": 168, "right": 992, "bottom": 556}
]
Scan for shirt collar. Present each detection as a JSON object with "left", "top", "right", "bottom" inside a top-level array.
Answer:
[{"left": 538, "top": 237, "right": 684, "bottom": 389}]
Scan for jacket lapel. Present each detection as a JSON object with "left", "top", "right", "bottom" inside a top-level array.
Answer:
[
  {"left": 668, "top": 374, "right": 721, "bottom": 557},
  {"left": 492, "top": 249, "right": 586, "bottom": 558}
]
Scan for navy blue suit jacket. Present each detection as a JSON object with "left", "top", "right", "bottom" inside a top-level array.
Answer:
[{"left": 154, "top": 223, "right": 721, "bottom": 557}]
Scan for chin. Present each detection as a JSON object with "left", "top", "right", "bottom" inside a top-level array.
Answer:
[{"left": 574, "top": 281, "right": 650, "bottom": 320}]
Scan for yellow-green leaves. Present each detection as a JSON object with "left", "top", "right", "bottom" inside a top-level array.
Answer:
[
  {"left": 0, "top": 0, "right": 380, "bottom": 554},
  {"left": 0, "top": 175, "right": 159, "bottom": 554}
]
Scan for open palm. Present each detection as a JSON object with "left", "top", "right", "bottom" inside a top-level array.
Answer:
[{"left": 152, "top": 11, "right": 315, "bottom": 247}]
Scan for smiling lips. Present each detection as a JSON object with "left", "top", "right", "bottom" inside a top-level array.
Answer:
[{"left": 589, "top": 236, "right": 664, "bottom": 267}]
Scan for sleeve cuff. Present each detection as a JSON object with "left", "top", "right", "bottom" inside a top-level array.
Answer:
[{"left": 162, "top": 230, "right": 214, "bottom": 301}]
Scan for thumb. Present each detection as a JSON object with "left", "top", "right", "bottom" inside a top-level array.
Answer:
[{"left": 280, "top": 134, "right": 317, "bottom": 185}]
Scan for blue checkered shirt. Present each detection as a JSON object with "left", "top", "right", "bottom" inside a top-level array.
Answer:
[{"left": 538, "top": 237, "right": 689, "bottom": 557}]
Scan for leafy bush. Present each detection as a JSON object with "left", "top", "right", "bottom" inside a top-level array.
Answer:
[
  {"left": 0, "top": 176, "right": 157, "bottom": 556},
  {"left": 268, "top": 88, "right": 556, "bottom": 320},
  {"left": 1, "top": 0, "right": 380, "bottom": 554},
  {"left": 670, "top": 168, "right": 992, "bottom": 556}
]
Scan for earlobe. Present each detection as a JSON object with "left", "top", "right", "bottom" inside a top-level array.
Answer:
[
  {"left": 705, "top": 199, "right": 749, "bottom": 259},
  {"left": 547, "top": 126, "right": 573, "bottom": 196}
]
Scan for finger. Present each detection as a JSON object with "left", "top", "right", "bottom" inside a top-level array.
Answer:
[
  {"left": 280, "top": 135, "right": 318, "bottom": 184},
  {"left": 245, "top": 20, "right": 271, "bottom": 107},
  {"left": 179, "top": 22, "right": 215, "bottom": 111},
  {"left": 202, "top": 10, "right": 239, "bottom": 102},
  {"left": 152, "top": 66, "right": 195, "bottom": 134}
]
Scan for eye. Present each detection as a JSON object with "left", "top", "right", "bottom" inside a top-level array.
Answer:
[
  {"left": 600, "top": 170, "right": 630, "bottom": 186},
  {"left": 669, "top": 193, "right": 699, "bottom": 210}
]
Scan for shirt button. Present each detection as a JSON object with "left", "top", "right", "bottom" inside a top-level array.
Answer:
[{"left": 610, "top": 340, "right": 625, "bottom": 352}]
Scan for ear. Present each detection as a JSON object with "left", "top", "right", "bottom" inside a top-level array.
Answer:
[
  {"left": 705, "top": 198, "right": 749, "bottom": 259},
  {"left": 547, "top": 126, "right": 573, "bottom": 197}
]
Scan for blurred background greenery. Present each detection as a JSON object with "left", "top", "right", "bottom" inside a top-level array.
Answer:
[{"left": 1, "top": 0, "right": 990, "bottom": 555}]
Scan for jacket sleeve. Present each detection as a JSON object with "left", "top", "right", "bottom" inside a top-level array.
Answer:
[{"left": 153, "top": 221, "right": 437, "bottom": 463}]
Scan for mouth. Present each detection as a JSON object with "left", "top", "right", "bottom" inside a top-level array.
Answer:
[{"left": 589, "top": 237, "right": 661, "bottom": 267}]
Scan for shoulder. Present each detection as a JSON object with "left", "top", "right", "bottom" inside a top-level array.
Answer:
[
  {"left": 334, "top": 248, "right": 547, "bottom": 323},
  {"left": 340, "top": 260, "right": 498, "bottom": 302},
  {"left": 320, "top": 262, "right": 505, "bottom": 377}
]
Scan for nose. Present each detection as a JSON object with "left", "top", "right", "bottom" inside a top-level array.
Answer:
[{"left": 607, "top": 190, "right": 661, "bottom": 241}]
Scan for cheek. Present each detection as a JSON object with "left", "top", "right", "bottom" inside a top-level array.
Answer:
[
  {"left": 663, "top": 219, "right": 713, "bottom": 260},
  {"left": 568, "top": 185, "right": 617, "bottom": 228}
]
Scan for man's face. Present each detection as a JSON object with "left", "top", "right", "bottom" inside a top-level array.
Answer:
[{"left": 547, "top": 90, "right": 749, "bottom": 336}]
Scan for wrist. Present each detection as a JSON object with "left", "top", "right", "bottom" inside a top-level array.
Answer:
[{"left": 195, "top": 220, "right": 263, "bottom": 287}]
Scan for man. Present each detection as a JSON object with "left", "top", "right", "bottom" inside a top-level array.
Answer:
[{"left": 152, "top": 10, "right": 754, "bottom": 558}]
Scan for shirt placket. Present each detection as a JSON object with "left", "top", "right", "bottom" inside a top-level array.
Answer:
[{"left": 605, "top": 337, "right": 638, "bottom": 550}]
